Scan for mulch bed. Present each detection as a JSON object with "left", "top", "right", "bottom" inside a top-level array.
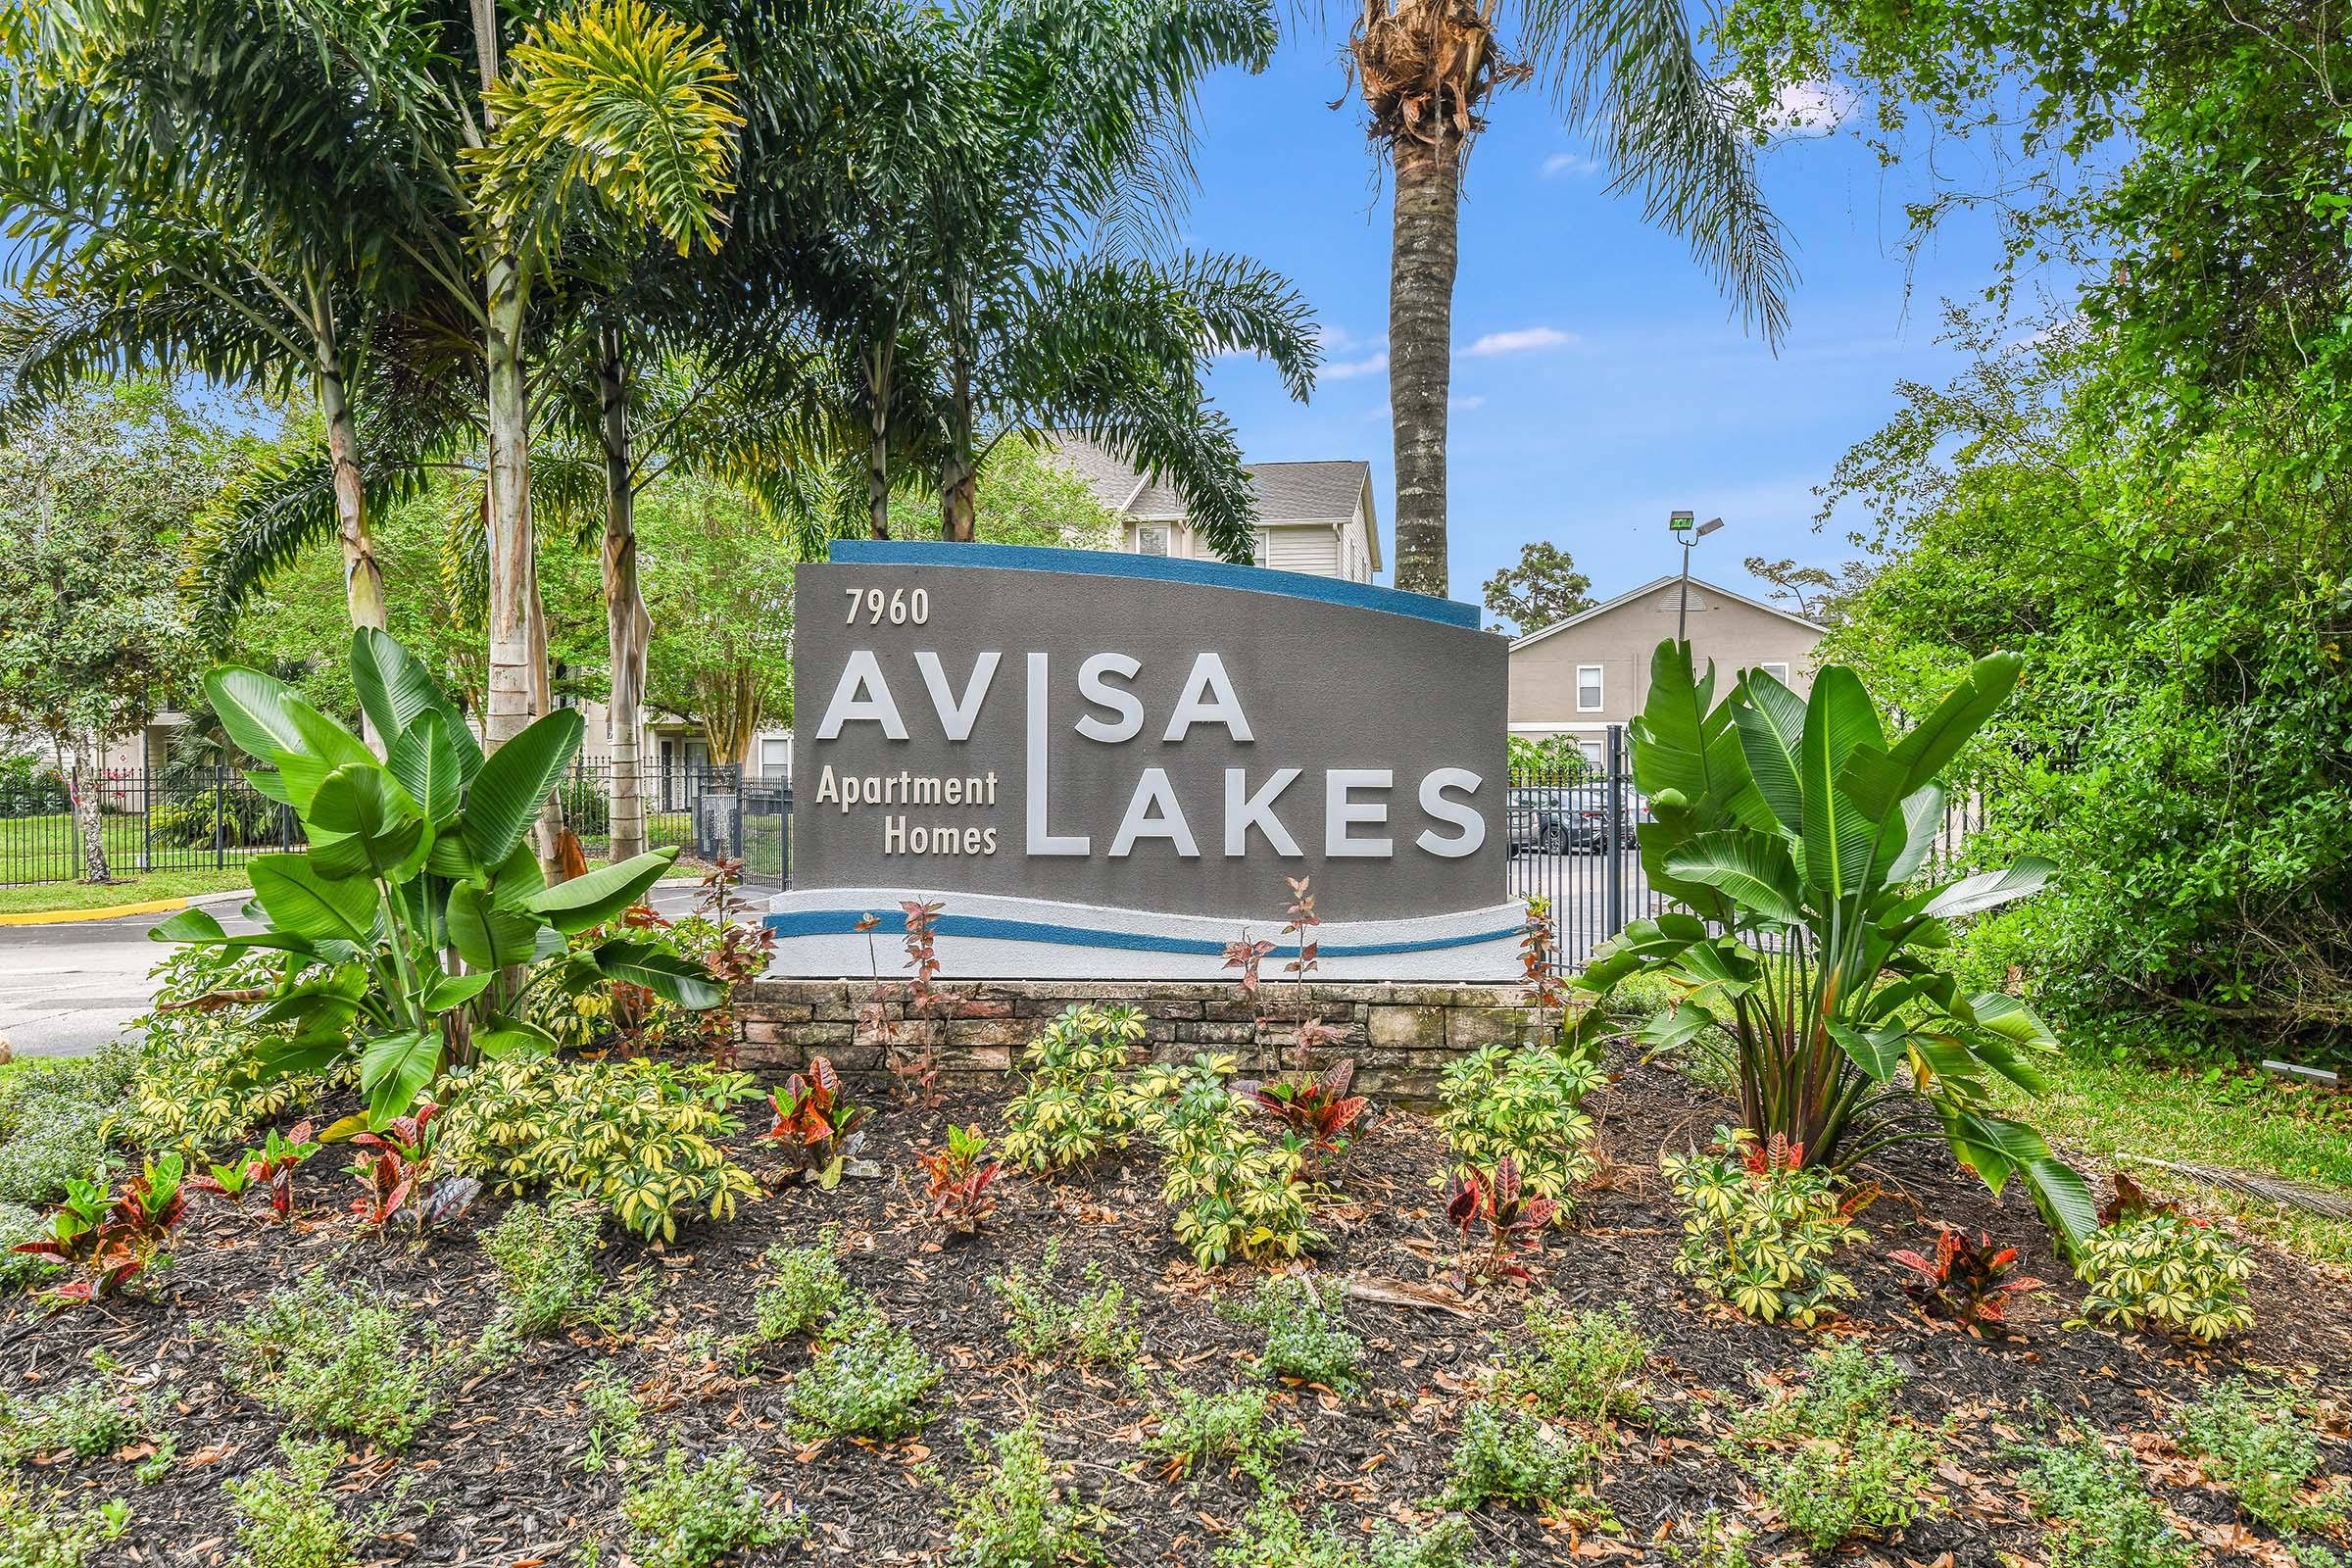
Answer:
[{"left": 7, "top": 1042, "right": 2351, "bottom": 1566}]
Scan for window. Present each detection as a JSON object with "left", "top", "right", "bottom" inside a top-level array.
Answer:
[
  {"left": 1578, "top": 739, "right": 1603, "bottom": 768},
  {"left": 1760, "top": 662, "right": 1790, "bottom": 685},
  {"left": 1136, "top": 525, "right": 1168, "bottom": 557},
  {"left": 1254, "top": 526, "right": 1271, "bottom": 565},
  {"left": 760, "top": 736, "right": 792, "bottom": 778},
  {"left": 1576, "top": 665, "right": 1604, "bottom": 712}
]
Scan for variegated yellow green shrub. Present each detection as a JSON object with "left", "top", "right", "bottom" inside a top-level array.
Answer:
[
  {"left": 1435, "top": 1044, "right": 1605, "bottom": 1212},
  {"left": 434, "top": 1054, "right": 760, "bottom": 1241},
  {"left": 1663, "top": 1128, "right": 1872, "bottom": 1326},
  {"left": 2075, "top": 1211, "right": 2254, "bottom": 1345},
  {"left": 998, "top": 1004, "right": 1149, "bottom": 1172}
]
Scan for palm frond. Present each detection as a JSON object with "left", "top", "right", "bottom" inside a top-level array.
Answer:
[
  {"left": 2114, "top": 1154, "right": 2352, "bottom": 1222},
  {"left": 1519, "top": 0, "right": 1794, "bottom": 348},
  {"left": 469, "top": 0, "right": 747, "bottom": 259}
]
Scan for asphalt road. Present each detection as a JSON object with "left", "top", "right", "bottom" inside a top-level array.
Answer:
[{"left": 0, "top": 881, "right": 715, "bottom": 1058}]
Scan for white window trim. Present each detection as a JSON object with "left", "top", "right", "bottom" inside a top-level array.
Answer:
[
  {"left": 1575, "top": 664, "right": 1604, "bottom": 712},
  {"left": 1759, "top": 662, "right": 1790, "bottom": 685}
]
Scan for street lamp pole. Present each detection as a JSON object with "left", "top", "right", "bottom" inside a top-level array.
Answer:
[{"left": 1667, "top": 511, "right": 1724, "bottom": 645}]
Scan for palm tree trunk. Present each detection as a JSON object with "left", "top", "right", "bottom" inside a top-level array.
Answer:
[
  {"left": 940, "top": 350, "right": 977, "bottom": 541},
  {"left": 865, "top": 338, "right": 894, "bottom": 539},
  {"left": 474, "top": 0, "right": 537, "bottom": 755},
  {"left": 598, "top": 322, "right": 652, "bottom": 864},
  {"left": 1388, "top": 131, "right": 1460, "bottom": 599},
  {"left": 317, "top": 360, "right": 387, "bottom": 637}
]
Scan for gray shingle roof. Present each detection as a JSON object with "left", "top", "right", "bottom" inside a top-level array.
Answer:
[{"left": 1040, "top": 434, "right": 1369, "bottom": 523}]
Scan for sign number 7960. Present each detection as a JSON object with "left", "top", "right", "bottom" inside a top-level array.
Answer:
[{"left": 845, "top": 586, "right": 929, "bottom": 626}]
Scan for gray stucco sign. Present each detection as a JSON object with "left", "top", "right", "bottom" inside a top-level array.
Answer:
[{"left": 764, "top": 541, "right": 1522, "bottom": 979}]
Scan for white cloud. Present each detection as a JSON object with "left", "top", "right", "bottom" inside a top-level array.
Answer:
[
  {"left": 1450, "top": 394, "right": 1485, "bottom": 411},
  {"left": 1465, "top": 326, "right": 1579, "bottom": 357},
  {"left": 1767, "top": 80, "right": 1855, "bottom": 137},
  {"left": 1541, "top": 151, "right": 1603, "bottom": 179},
  {"left": 1323, "top": 350, "right": 1390, "bottom": 380}
]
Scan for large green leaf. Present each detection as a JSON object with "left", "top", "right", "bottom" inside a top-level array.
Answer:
[
  {"left": 1828, "top": 1021, "right": 1906, "bottom": 1083},
  {"left": 307, "top": 764, "right": 428, "bottom": 881},
  {"left": 1796, "top": 666, "right": 1886, "bottom": 901},
  {"left": 1920, "top": 858, "right": 2056, "bottom": 919},
  {"left": 447, "top": 881, "right": 547, "bottom": 970},
  {"left": 351, "top": 628, "right": 482, "bottom": 780},
  {"left": 589, "top": 940, "right": 724, "bottom": 1008},
  {"left": 249, "top": 856, "right": 379, "bottom": 947},
  {"left": 359, "top": 1030, "right": 441, "bottom": 1124},
  {"left": 1941, "top": 1106, "right": 2096, "bottom": 1248},
  {"left": 387, "top": 710, "right": 466, "bottom": 828},
  {"left": 1880, "top": 782, "right": 1948, "bottom": 886},
  {"left": 149, "top": 906, "right": 227, "bottom": 944},
  {"left": 204, "top": 665, "right": 311, "bottom": 766},
  {"left": 463, "top": 710, "right": 585, "bottom": 868},
  {"left": 522, "top": 847, "right": 681, "bottom": 934},
  {"left": 1663, "top": 829, "right": 1806, "bottom": 926},
  {"left": 1730, "top": 669, "right": 1807, "bottom": 835},
  {"left": 1839, "top": 652, "right": 2022, "bottom": 819},
  {"left": 1629, "top": 640, "right": 1750, "bottom": 821}
]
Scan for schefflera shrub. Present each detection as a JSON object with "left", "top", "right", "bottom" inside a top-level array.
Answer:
[
  {"left": 2074, "top": 1209, "right": 2254, "bottom": 1345},
  {"left": 1435, "top": 1043, "right": 1605, "bottom": 1215},
  {"left": 1663, "top": 1127, "right": 1872, "bottom": 1326}
]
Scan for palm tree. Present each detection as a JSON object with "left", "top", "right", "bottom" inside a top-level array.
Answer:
[
  {"left": 0, "top": 0, "right": 475, "bottom": 667},
  {"left": 463, "top": 0, "right": 745, "bottom": 758},
  {"left": 1347, "top": 0, "right": 1793, "bottom": 596},
  {"left": 915, "top": 0, "right": 1318, "bottom": 554}
]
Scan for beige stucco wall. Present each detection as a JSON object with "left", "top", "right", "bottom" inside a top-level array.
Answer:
[{"left": 1507, "top": 581, "right": 1824, "bottom": 739}]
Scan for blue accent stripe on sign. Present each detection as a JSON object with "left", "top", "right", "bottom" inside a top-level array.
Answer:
[
  {"left": 826, "top": 539, "right": 1482, "bottom": 630},
  {"left": 765, "top": 908, "right": 1522, "bottom": 957}
]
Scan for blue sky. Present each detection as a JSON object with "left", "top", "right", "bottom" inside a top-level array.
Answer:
[{"left": 1181, "top": 39, "right": 2018, "bottom": 610}]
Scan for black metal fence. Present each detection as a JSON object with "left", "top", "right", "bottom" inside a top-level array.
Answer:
[
  {"left": 0, "top": 762, "right": 795, "bottom": 890},
  {"left": 0, "top": 768, "right": 304, "bottom": 887},
  {"left": 1507, "top": 724, "right": 1988, "bottom": 968}
]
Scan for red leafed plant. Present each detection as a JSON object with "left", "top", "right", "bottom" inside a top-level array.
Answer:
[
  {"left": 192, "top": 1120, "right": 318, "bottom": 1223},
  {"left": 345, "top": 1102, "right": 480, "bottom": 1237},
  {"left": 901, "top": 899, "right": 945, "bottom": 1012},
  {"left": 1444, "top": 1155, "right": 1557, "bottom": 1291},
  {"left": 1888, "top": 1228, "right": 2046, "bottom": 1336},
  {"left": 918, "top": 1123, "right": 1004, "bottom": 1233},
  {"left": 1520, "top": 895, "right": 1568, "bottom": 1041},
  {"left": 765, "top": 1055, "right": 871, "bottom": 1188},
  {"left": 1243, "top": 1058, "right": 1372, "bottom": 1167},
  {"left": 14, "top": 1154, "right": 189, "bottom": 1304},
  {"left": 1223, "top": 930, "right": 1275, "bottom": 996}
]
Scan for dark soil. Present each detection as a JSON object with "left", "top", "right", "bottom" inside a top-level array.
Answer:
[{"left": 9, "top": 1044, "right": 2350, "bottom": 1566}]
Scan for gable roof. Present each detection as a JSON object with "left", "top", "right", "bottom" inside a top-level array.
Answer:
[
  {"left": 1039, "top": 434, "right": 1382, "bottom": 571},
  {"left": 1509, "top": 574, "right": 1828, "bottom": 651}
]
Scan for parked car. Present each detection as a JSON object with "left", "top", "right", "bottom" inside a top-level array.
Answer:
[{"left": 1509, "top": 786, "right": 1642, "bottom": 855}]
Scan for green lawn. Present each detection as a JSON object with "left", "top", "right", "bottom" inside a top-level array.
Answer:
[
  {"left": 1997, "top": 1052, "right": 2352, "bottom": 1266},
  {"left": 0, "top": 865, "right": 260, "bottom": 915},
  {"left": 0, "top": 809, "right": 283, "bottom": 889}
]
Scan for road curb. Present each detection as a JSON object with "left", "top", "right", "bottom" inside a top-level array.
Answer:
[{"left": 0, "top": 887, "right": 253, "bottom": 927}]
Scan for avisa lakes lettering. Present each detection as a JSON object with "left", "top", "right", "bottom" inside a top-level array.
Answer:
[{"left": 811, "top": 649, "right": 1486, "bottom": 861}]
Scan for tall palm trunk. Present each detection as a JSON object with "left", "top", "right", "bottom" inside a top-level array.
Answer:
[
  {"left": 598, "top": 322, "right": 652, "bottom": 863},
  {"left": 473, "top": 0, "right": 537, "bottom": 755},
  {"left": 1351, "top": 0, "right": 1526, "bottom": 601},
  {"left": 940, "top": 303, "right": 978, "bottom": 541},
  {"left": 316, "top": 358, "right": 387, "bottom": 638},
  {"left": 1388, "top": 133, "right": 1458, "bottom": 598},
  {"left": 864, "top": 338, "right": 894, "bottom": 539}
]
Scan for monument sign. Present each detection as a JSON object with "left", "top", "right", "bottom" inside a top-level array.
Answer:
[{"left": 764, "top": 540, "right": 1522, "bottom": 978}]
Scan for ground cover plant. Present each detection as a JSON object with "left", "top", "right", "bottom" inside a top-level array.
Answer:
[{"left": 0, "top": 1002, "right": 2348, "bottom": 1564}]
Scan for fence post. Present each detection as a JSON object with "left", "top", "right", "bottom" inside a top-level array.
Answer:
[
  {"left": 212, "top": 764, "right": 226, "bottom": 870},
  {"left": 140, "top": 768, "right": 153, "bottom": 873},
  {"left": 1603, "top": 724, "right": 1626, "bottom": 940}
]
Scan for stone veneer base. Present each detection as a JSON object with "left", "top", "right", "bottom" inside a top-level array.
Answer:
[{"left": 733, "top": 978, "right": 1543, "bottom": 1102}]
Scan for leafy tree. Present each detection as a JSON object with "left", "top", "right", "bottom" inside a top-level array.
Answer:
[
  {"left": 640, "top": 477, "right": 795, "bottom": 766},
  {"left": 1811, "top": 321, "right": 2352, "bottom": 1054},
  {"left": 0, "top": 380, "right": 236, "bottom": 880},
  {"left": 1741, "top": 557, "right": 1860, "bottom": 625},
  {"left": 1344, "top": 0, "right": 1791, "bottom": 597},
  {"left": 1482, "top": 541, "right": 1593, "bottom": 634}
]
